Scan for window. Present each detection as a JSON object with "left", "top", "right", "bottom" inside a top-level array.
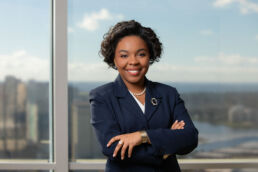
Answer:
[
  {"left": 0, "top": 0, "right": 51, "bottom": 160},
  {"left": 68, "top": 0, "right": 258, "bottom": 160}
]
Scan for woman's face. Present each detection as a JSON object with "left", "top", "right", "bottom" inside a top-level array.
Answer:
[{"left": 114, "top": 35, "right": 150, "bottom": 87}]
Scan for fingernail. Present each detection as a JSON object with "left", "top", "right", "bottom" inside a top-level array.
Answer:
[
  {"left": 113, "top": 154, "right": 115, "bottom": 157},
  {"left": 121, "top": 157, "right": 124, "bottom": 160}
]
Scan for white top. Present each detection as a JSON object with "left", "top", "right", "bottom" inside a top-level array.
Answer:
[{"left": 129, "top": 91, "right": 145, "bottom": 114}]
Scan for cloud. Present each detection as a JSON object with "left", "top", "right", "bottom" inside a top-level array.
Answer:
[
  {"left": 147, "top": 61, "right": 258, "bottom": 83},
  {"left": 0, "top": 50, "right": 117, "bottom": 82},
  {"left": 194, "top": 52, "right": 258, "bottom": 65},
  {"left": 2, "top": 51, "right": 257, "bottom": 83},
  {"left": 255, "top": 34, "right": 258, "bottom": 40},
  {"left": 213, "top": 0, "right": 235, "bottom": 7},
  {"left": 77, "top": 8, "right": 124, "bottom": 31},
  {"left": 68, "top": 53, "right": 258, "bottom": 83},
  {"left": 200, "top": 29, "right": 213, "bottom": 36},
  {"left": 0, "top": 50, "right": 49, "bottom": 81},
  {"left": 68, "top": 62, "right": 117, "bottom": 81},
  {"left": 213, "top": 0, "right": 258, "bottom": 14}
]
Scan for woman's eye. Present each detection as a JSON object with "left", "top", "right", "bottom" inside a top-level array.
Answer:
[
  {"left": 120, "top": 54, "right": 127, "bottom": 58},
  {"left": 139, "top": 53, "right": 146, "bottom": 57}
]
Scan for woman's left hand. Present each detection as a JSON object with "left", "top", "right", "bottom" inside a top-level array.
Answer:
[{"left": 107, "top": 132, "right": 142, "bottom": 160}]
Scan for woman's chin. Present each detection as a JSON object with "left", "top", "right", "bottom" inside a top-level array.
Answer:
[{"left": 125, "top": 77, "right": 145, "bottom": 85}]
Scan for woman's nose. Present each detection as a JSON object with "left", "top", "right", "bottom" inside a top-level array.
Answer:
[{"left": 128, "top": 55, "right": 139, "bottom": 65}]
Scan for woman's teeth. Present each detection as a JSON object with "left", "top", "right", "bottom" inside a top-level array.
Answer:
[{"left": 127, "top": 70, "right": 140, "bottom": 75}]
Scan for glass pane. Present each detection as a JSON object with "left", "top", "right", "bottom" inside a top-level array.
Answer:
[
  {"left": 0, "top": 1, "right": 51, "bottom": 159},
  {"left": 0, "top": 171, "right": 51, "bottom": 172},
  {"left": 68, "top": 0, "right": 258, "bottom": 160},
  {"left": 70, "top": 168, "right": 258, "bottom": 172},
  {"left": 182, "top": 169, "right": 258, "bottom": 172},
  {"left": 70, "top": 171, "right": 103, "bottom": 172}
]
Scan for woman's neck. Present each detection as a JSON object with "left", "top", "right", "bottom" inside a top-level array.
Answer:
[{"left": 123, "top": 78, "right": 145, "bottom": 93}]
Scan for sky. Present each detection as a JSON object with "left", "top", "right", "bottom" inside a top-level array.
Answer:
[{"left": 0, "top": 0, "right": 258, "bottom": 83}]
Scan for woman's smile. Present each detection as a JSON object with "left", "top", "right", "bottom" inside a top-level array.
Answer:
[{"left": 126, "top": 69, "right": 141, "bottom": 76}]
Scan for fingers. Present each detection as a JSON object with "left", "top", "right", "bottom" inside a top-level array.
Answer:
[
  {"left": 107, "top": 132, "right": 139, "bottom": 160},
  {"left": 179, "top": 121, "right": 185, "bottom": 129},
  {"left": 171, "top": 120, "right": 178, "bottom": 129},
  {"left": 107, "top": 136, "right": 119, "bottom": 147},
  {"left": 171, "top": 120, "right": 185, "bottom": 130},
  {"left": 120, "top": 142, "right": 129, "bottom": 160},
  {"left": 128, "top": 145, "right": 134, "bottom": 158},
  {"left": 112, "top": 140, "right": 123, "bottom": 158}
]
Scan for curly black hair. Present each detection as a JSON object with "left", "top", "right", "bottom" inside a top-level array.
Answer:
[{"left": 100, "top": 20, "right": 163, "bottom": 69}]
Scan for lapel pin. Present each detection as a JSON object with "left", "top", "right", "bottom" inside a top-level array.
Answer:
[{"left": 151, "top": 98, "right": 158, "bottom": 106}]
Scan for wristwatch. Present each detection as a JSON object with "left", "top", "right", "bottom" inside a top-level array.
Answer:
[{"left": 140, "top": 130, "right": 149, "bottom": 143}]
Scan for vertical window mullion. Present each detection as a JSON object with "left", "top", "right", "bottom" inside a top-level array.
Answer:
[{"left": 53, "top": 0, "right": 68, "bottom": 172}]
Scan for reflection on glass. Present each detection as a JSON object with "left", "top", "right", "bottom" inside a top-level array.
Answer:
[
  {"left": 68, "top": 0, "right": 258, "bottom": 160},
  {"left": 0, "top": 1, "right": 51, "bottom": 159}
]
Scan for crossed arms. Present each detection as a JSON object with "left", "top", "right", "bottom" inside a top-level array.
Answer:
[{"left": 90, "top": 91, "right": 198, "bottom": 165}]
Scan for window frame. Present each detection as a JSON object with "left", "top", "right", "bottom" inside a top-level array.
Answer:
[{"left": 0, "top": 0, "right": 258, "bottom": 171}]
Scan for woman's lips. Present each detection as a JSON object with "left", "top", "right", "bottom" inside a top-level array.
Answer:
[{"left": 127, "top": 69, "right": 140, "bottom": 76}]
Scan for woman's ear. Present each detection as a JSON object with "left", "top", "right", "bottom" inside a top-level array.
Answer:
[{"left": 113, "top": 58, "right": 117, "bottom": 69}]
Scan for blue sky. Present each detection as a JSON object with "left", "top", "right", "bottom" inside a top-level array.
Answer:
[{"left": 1, "top": 0, "right": 258, "bottom": 83}]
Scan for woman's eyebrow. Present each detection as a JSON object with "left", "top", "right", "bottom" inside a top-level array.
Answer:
[
  {"left": 136, "top": 48, "right": 147, "bottom": 53},
  {"left": 118, "top": 50, "right": 128, "bottom": 53},
  {"left": 118, "top": 48, "right": 147, "bottom": 53}
]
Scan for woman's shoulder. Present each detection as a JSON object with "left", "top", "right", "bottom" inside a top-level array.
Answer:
[
  {"left": 149, "top": 80, "right": 178, "bottom": 94},
  {"left": 89, "top": 82, "right": 114, "bottom": 99}
]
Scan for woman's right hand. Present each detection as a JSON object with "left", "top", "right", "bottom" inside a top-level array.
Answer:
[{"left": 171, "top": 120, "right": 185, "bottom": 130}]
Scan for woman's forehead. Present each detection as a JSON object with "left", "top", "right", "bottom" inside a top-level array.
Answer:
[{"left": 116, "top": 35, "right": 148, "bottom": 52}]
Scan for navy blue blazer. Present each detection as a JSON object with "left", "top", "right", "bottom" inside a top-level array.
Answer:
[{"left": 89, "top": 75, "right": 198, "bottom": 172}]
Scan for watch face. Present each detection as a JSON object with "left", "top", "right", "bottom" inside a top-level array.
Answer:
[{"left": 140, "top": 131, "right": 148, "bottom": 143}]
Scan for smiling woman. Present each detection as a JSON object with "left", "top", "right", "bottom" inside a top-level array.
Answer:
[{"left": 89, "top": 20, "right": 198, "bottom": 172}]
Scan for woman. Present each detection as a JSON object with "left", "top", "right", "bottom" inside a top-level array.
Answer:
[{"left": 90, "top": 20, "right": 198, "bottom": 172}]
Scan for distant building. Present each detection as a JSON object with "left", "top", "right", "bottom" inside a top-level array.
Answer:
[
  {"left": 0, "top": 76, "right": 27, "bottom": 154},
  {"left": 228, "top": 104, "right": 258, "bottom": 126},
  {"left": 69, "top": 94, "right": 103, "bottom": 160},
  {"left": 0, "top": 76, "right": 49, "bottom": 158}
]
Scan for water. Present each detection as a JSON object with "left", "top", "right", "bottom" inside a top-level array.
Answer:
[{"left": 195, "top": 121, "right": 258, "bottom": 152}]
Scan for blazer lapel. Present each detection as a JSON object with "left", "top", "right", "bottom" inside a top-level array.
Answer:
[
  {"left": 113, "top": 75, "right": 147, "bottom": 125},
  {"left": 113, "top": 75, "right": 162, "bottom": 123},
  {"left": 145, "top": 79, "right": 162, "bottom": 121}
]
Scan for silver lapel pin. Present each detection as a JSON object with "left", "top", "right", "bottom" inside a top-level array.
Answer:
[{"left": 151, "top": 98, "right": 158, "bottom": 106}]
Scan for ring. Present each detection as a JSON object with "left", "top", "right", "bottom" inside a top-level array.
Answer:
[{"left": 118, "top": 140, "right": 123, "bottom": 145}]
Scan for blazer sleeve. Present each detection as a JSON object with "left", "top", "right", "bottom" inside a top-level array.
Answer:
[
  {"left": 146, "top": 88, "right": 198, "bottom": 156},
  {"left": 89, "top": 91, "right": 163, "bottom": 165}
]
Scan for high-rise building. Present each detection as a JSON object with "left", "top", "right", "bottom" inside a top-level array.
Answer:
[{"left": 0, "top": 76, "right": 27, "bottom": 155}]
